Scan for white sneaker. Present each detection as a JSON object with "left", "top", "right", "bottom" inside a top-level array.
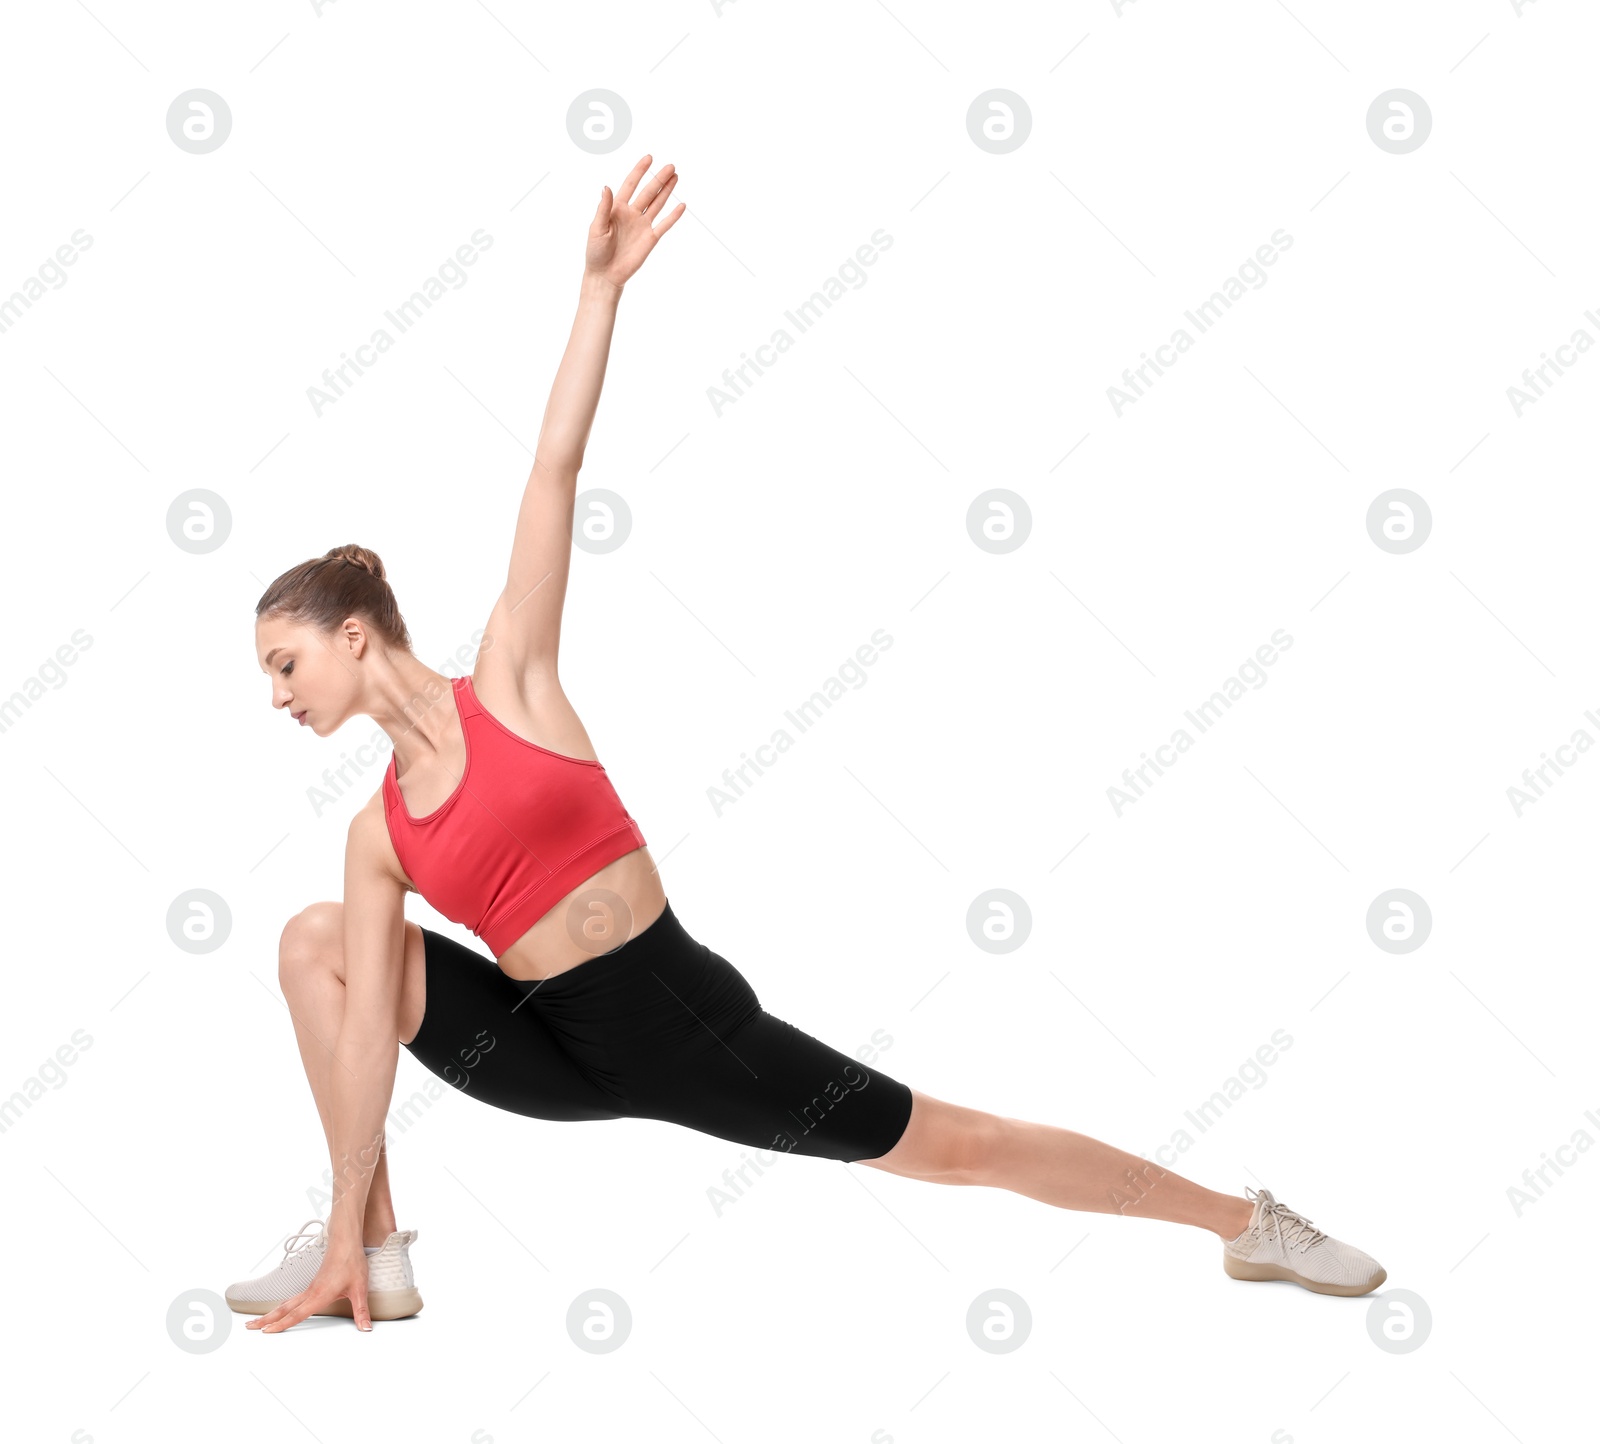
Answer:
[
  {"left": 1222, "top": 1187, "right": 1386, "bottom": 1297},
  {"left": 224, "top": 1218, "right": 424, "bottom": 1320}
]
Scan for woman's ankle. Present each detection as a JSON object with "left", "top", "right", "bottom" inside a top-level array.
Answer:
[
  {"left": 362, "top": 1207, "right": 399, "bottom": 1247},
  {"left": 1213, "top": 1194, "right": 1254, "bottom": 1241}
]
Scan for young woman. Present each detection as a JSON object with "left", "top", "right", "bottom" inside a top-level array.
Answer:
[{"left": 233, "top": 155, "right": 1385, "bottom": 1333}]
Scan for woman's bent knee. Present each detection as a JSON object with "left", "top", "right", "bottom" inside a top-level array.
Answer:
[{"left": 278, "top": 901, "right": 343, "bottom": 987}]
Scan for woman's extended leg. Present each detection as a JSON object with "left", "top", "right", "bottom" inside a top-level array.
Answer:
[
  {"left": 856, "top": 1089, "right": 1253, "bottom": 1239},
  {"left": 276, "top": 901, "right": 427, "bottom": 1246}
]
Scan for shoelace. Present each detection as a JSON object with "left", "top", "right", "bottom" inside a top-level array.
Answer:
[
  {"left": 1245, "top": 1188, "right": 1327, "bottom": 1254},
  {"left": 277, "top": 1218, "right": 328, "bottom": 1265}
]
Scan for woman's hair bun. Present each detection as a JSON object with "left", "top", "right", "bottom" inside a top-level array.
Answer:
[
  {"left": 257, "top": 542, "right": 411, "bottom": 651},
  {"left": 323, "top": 544, "right": 385, "bottom": 581}
]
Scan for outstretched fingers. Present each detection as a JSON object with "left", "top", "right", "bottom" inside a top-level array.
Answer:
[
  {"left": 656, "top": 200, "right": 686, "bottom": 237},
  {"left": 247, "top": 1292, "right": 306, "bottom": 1332},
  {"left": 640, "top": 168, "right": 680, "bottom": 223},
  {"left": 613, "top": 153, "right": 653, "bottom": 208},
  {"left": 247, "top": 1277, "right": 371, "bottom": 1333}
]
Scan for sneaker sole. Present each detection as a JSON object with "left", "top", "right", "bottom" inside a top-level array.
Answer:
[
  {"left": 225, "top": 1287, "right": 424, "bottom": 1320},
  {"left": 1224, "top": 1254, "right": 1386, "bottom": 1296}
]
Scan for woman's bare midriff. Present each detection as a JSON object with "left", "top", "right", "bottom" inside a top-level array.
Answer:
[{"left": 492, "top": 844, "right": 667, "bottom": 982}]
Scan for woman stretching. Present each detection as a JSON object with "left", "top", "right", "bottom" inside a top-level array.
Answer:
[{"left": 232, "top": 155, "right": 1385, "bottom": 1333}]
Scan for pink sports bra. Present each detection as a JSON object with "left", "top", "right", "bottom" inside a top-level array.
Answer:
[{"left": 381, "top": 674, "right": 647, "bottom": 957}]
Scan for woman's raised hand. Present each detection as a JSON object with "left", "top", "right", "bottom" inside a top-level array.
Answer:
[{"left": 585, "top": 154, "right": 684, "bottom": 289}]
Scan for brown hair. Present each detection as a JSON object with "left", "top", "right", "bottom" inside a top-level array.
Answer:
[{"left": 255, "top": 544, "right": 412, "bottom": 652}]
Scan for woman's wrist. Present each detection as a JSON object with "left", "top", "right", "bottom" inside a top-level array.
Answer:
[
  {"left": 325, "top": 1206, "right": 367, "bottom": 1246},
  {"left": 580, "top": 269, "right": 623, "bottom": 304}
]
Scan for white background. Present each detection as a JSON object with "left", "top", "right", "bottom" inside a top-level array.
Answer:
[{"left": 1, "top": 1, "right": 1593, "bottom": 1440}]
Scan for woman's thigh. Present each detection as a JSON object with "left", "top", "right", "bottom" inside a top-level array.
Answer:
[
  {"left": 526, "top": 899, "right": 916, "bottom": 1162},
  {"left": 627, "top": 1004, "right": 917, "bottom": 1163},
  {"left": 401, "top": 926, "right": 626, "bottom": 1124}
]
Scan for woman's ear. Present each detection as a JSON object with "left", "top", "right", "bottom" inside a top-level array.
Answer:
[{"left": 341, "top": 617, "right": 369, "bottom": 659}]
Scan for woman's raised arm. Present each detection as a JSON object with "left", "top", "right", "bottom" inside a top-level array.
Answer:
[{"left": 489, "top": 154, "right": 685, "bottom": 679}]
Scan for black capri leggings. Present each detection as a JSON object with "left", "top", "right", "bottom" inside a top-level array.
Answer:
[{"left": 400, "top": 898, "right": 915, "bottom": 1163}]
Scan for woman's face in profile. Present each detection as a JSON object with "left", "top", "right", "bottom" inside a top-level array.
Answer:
[{"left": 256, "top": 615, "right": 360, "bottom": 738}]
